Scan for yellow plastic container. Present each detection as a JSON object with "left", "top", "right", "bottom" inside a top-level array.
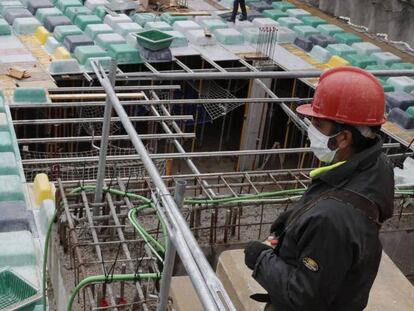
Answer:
[
  {"left": 53, "top": 47, "right": 71, "bottom": 60},
  {"left": 35, "top": 26, "right": 49, "bottom": 44},
  {"left": 33, "top": 173, "right": 54, "bottom": 205},
  {"left": 327, "top": 55, "right": 350, "bottom": 68}
]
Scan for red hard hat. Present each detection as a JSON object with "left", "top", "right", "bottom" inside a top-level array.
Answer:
[{"left": 296, "top": 67, "right": 386, "bottom": 125}]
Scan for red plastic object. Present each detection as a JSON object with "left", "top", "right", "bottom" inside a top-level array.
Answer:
[
  {"left": 99, "top": 298, "right": 109, "bottom": 308},
  {"left": 297, "top": 67, "right": 386, "bottom": 125},
  {"left": 118, "top": 297, "right": 127, "bottom": 305}
]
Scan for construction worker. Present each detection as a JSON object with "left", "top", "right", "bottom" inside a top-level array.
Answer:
[
  {"left": 244, "top": 67, "right": 395, "bottom": 311},
  {"left": 227, "top": 0, "right": 248, "bottom": 23}
]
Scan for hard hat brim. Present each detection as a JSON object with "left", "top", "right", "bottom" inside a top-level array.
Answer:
[
  {"left": 296, "top": 103, "right": 322, "bottom": 119},
  {"left": 296, "top": 103, "right": 387, "bottom": 125}
]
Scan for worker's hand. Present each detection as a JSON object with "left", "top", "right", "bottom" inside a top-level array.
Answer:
[
  {"left": 270, "top": 209, "right": 294, "bottom": 235},
  {"left": 244, "top": 241, "right": 272, "bottom": 270}
]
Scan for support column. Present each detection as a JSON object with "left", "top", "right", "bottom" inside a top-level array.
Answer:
[{"left": 238, "top": 79, "right": 270, "bottom": 171}]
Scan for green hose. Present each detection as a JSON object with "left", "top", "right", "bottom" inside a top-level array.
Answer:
[
  {"left": 42, "top": 186, "right": 163, "bottom": 311},
  {"left": 67, "top": 273, "right": 161, "bottom": 311},
  {"left": 42, "top": 208, "right": 58, "bottom": 310},
  {"left": 184, "top": 188, "right": 308, "bottom": 204}
]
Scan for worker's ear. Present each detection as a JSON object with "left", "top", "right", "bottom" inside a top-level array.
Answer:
[{"left": 329, "top": 130, "right": 352, "bottom": 150}]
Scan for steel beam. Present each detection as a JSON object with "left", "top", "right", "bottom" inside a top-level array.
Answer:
[
  {"left": 20, "top": 144, "right": 402, "bottom": 165},
  {"left": 115, "top": 69, "right": 414, "bottom": 80},
  {"left": 95, "top": 59, "right": 117, "bottom": 205},
  {"left": 8, "top": 97, "right": 312, "bottom": 109},
  {"left": 12, "top": 115, "right": 194, "bottom": 125},
  {"left": 17, "top": 133, "right": 195, "bottom": 144}
]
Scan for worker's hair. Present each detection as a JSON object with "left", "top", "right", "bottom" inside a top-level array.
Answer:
[{"left": 331, "top": 123, "right": 381, "bottom": 153}]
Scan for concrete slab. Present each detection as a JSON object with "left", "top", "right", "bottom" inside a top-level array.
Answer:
[
  {"left": 367, "top": 253, "right": 414, "bottom": 310},
  {"left": 215, "top": 249, "right": 414, "bottom": 311},
  {"left": 193, "top": 44, "right": 239, "bottom": 61},
  {"left": 169, "top": 276, "right": 203, "bottom": 311},
  {"left": 216, "top": 249, "right": 267, "bottom": 311},
  {"left": 222, "top": 44, "right": 257, "bottom": 54},
  {"left": 170, "top": 45, "right": 199, "bottom": 57},
  {"left": 271, "top": 44, "right": 315, "bottom": 70}
]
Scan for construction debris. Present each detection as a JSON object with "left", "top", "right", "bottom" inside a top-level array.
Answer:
[{"left": 7, "top": 66, "right": 31, "bottom": 80}]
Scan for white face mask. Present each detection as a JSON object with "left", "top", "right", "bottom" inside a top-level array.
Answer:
[{"left": 307, "top": 124, "right": 339, "bottom": 164}]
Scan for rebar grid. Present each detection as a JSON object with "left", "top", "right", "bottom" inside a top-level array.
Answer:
[
  {"left": 58, "top": 179, "right": 161, "bottom": 311},
  {"left": 59, "top": 168, "right": 414, "bottom": 252},
  {"left": 56, "top": 170, "right": 414, "bottom": 311}
]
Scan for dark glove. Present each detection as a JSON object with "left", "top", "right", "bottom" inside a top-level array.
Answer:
[
  {"left": 270, "top": 209, "right": 294, "bottom": 235},
  {"left": 244, "top": 241, "right": 272, "bottom": 270}
]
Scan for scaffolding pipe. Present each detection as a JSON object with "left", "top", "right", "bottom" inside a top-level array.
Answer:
[
  {"left": 13, "top": 115, "right": 194, "bottom": 125},
  {"left": 157, "top": 180, "right": 187, "bottom": 311},
  {"left": 17, "top": 133, "right": 195, "bottom": 144},
  {"left": 48, "top": 85, "right": 181, "bottom": 92},
  {"left": 148, "top": 92, "right": 216, "bottom": 198},
  {"left": 239, "top": 58, "right": 309, "bottom": 130},
  {"left": 116, "top": 69, "right": 414, "bottom": 80},
  {"left": 9, "top": 97, "right": 312, "bottom": 109},
  {"left": 91, "top": 62, "right": 236, "bottom": 311},
  {"left": 95, "top": 59, "right": 117, "bottom": 205},
  {"left": 20, "top": 143, "right": 402, "bottom": 165}
]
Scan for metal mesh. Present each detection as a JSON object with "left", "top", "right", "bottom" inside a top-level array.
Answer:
[
  {"left": 78, "top": 106, "right": 120, "bottom": 136},
  {"left": 187, "top": 81, "right": 242, "bottom": 120},
  {"left": 21, "top": 145, "right": 166, "bottom": 182}
]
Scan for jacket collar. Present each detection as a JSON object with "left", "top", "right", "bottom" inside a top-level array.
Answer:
[
  {"left": 314, "top": 137, "right": 383, "bottom": 187},
  {"left": 310, "top": 161, "right": 346, "bottom": 179}
]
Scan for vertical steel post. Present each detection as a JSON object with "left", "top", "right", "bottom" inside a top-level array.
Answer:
[
  {"left": 94, "top": 59, "right": 117, "bottom": 210},
  {"left": 157, "top": 180, "right": 187, "bottom": 311}
]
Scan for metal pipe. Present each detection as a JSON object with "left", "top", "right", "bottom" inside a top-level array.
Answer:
[
  {"left": 48, "top": 85, "right": 181, "bottom": 92},
  {"left": 9, "top": 97, "right": 312, "bottom": 109},
  {"left": 92, "top": 62, "right": 231, "bottom": 311},
  {"left": 20, "top": 144, "right": 402, "bottom": 165},
  {"left": 148, "top": 93, "right": 216, "bottom": 199},
  {"left": 157, "top": 180, "right": 187, "bottom": 311},
  {"left": 95, "top": 59, "right": 117, "bottom": 205},
  {"left": 17, "top": 133, "right": 195, "bottom": 144},
  {"left": 13, "top": 115, "right": 194, "bottom": 125},
  {"left": 116, "top": 69, "right": 414, "bottom": 80},
  {"left": 239, "top": 58, "right": 309, "bottom": 130}
]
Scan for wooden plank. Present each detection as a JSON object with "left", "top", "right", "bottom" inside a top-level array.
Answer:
[
  {"left": 237, "top": 52, "right": 268, "bottom": 61},
  {"left": 7, "top": 66, "right": 31, "bottom": 79}
]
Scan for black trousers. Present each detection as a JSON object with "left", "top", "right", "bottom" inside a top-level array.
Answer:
[{"left": 231, "top": 0, "right": 247, "bottom": 20}]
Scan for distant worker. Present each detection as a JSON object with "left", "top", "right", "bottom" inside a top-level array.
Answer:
[
  {"left": 244, "top": 67, "right": 395, "bottom": 311},
  {"left": 227, "top": 0, "right": 247, "bottom": 23}
]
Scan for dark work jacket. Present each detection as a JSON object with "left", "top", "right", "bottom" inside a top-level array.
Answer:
[{"left": 252, "top": 138, "right": 395, "bottom": 311}]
